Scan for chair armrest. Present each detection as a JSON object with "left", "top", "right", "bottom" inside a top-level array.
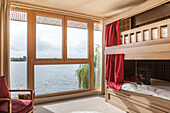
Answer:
[
  {"left": 0, "top": 98, "right": 10, "bottom": 102},
  {"left": 9, "top": 89, "right": 33, "bottom": 92},
  {"left": 0, "top": 98, "right": 12, "bottom": 113},
  {"left": 9, "top": 89, "right": 34, "bottom": 101}
]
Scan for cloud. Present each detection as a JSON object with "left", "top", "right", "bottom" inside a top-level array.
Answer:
[
  {"left": 10, "top": 21, "right": 27, "bottom": 51},
  {"left": 67, "top": 28, "right": 88, "bottom": 58},
  {"left": 10, "top": 21, "right": 27, "bottom": 57},
  {"left": 10, "top": 21, "right": 102, "bottom": 59}
]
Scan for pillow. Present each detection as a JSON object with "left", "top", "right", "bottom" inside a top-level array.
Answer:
[
  {"left": 136, "top": 71, "right": 151, "bottom": 85},
  {"left": 0, "top": 76, "right": 10, "bottom": 98}
]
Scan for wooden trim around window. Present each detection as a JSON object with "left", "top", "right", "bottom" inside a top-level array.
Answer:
[
  {"left": 10, "top": 7, "right": 102, "bottom": 98},
  {"left": 89, "top": 21, "right": 94, "bottom": 90},
  {"left": 34, "top": 11, "right": 65, "bottom": 19},
  {"left": 10, "top": 1, "right": 103, "bottom": 21},
  {"left": 27, "top": 10, "right": 33, "bottom": 90},
  {"left": 35, "top": 89, "right": 91, "bottom": 99},
  {"left": 33, "top": 11, "right": 94, "bottom": 97}
]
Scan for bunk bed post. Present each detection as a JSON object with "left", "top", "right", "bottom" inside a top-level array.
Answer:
[
  {"left": 168, "top": 24, "right": 170, "bottom": 38},
  {"left": 149, "top": 28, "right": 152, "bottom": 40},
  {"left": 157, "top": 26, "right": 161, "bottom": 39},
  {"left": 134, "top": 32, "right": 137, "bottom": 42},
  {"left": 141, "top": 30, "right": 144, "bottom": 41},
  {"left": 122, "top": 35, "right": 125, "bottom": 44},
  {"left": 128, "top": 34, "right": 130, "bottom": 43},
  {"left": 105, "top": 82, "right": 108, "bottom": 102},
  {"left": 101, "top": 20, "right": 105, "bottom": 95}
]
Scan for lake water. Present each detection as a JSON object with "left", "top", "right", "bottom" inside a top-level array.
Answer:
[{"left": 10, "top": 62, "right": 86, "bottom": 97}]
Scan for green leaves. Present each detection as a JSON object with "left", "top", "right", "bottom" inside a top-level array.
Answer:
[
  {"left": 76, "top": 44, "right": 100, "bottom": 89},
  {"left": 76, "top": 64, "right": 89, "bottom": 89}
]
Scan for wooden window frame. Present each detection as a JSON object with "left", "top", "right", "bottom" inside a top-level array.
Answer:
[
  {"left": 10, "top": 7, "right": 102, "bottom": 99},
  {"left": 65, "top": 16, "right": 90, "bottom": 60},
  {"left": 33, "top": 11, "right": 65, "bottom": 62},
  {"left": 10, "top": 7, "right": 32, "bottom": 90}
]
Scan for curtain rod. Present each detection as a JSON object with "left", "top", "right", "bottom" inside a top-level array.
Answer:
[{"left": 10, "top": 2, "right": 105, "bottom": 21}]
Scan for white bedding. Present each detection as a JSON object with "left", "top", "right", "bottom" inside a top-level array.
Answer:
[{"left": 121, "top": 79, "right": 170, "bottom": 100}]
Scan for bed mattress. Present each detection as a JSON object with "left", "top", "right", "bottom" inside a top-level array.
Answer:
[{"left": 121, "top": 78, "right": 170, "bottom": 100}]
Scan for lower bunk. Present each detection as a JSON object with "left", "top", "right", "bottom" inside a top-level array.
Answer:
[{"left": 105, "top": 79, "right": 170, "bottom": 113}]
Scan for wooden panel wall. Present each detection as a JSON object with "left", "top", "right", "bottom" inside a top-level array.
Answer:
[
  {"left": 124, "top": 60, "right": 136, "bottom": 79},
  {"left": 134, "top": 2, "right": 170, "bottom": 27},
  {"left": 137, "top": 60, "right": 170, "bottom": 81},
  {"left": 104, "top": 0, "right": 169, "bottom": 26}
]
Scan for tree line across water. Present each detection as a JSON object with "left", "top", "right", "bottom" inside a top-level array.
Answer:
[
  {"left": 11, "top": 56, "right": 27, "bottom": 61},
  {"left": 10, "top": 45, "right": 101, "bottom": 89}
]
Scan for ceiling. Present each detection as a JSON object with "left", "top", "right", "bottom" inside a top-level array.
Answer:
[{"left": 10, "top": 0, "right": 147, "bottom": 17}]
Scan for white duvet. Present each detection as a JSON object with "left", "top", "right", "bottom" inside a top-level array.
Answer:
[{"left": 121, "top": 79, "right": 170, "bottom": 101}]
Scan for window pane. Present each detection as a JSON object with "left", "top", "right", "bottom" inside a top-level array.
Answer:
[
  {"left": 67, "top": 20, "right": 88, "bottom": 59},
  {"left": 10, "top": 10, "right": 27, "bottom": 96},
  {"left": 36, "top": 15, "right": 62, "bottom": 59},
  {"left": 35, "top": 64, "right": 89, "bottom": 95},
  {"left": 94, "top": 23, "right": 102, "bottom": 88}
]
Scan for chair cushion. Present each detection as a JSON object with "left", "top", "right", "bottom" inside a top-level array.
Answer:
[
  {"left": 0, "top": 76, "right": 10, "bottom": 98},
  {"left": 0, "top": 99, "right": 33, "bottom": 113}
]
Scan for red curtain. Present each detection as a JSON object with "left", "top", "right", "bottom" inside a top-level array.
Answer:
[
  {"left": 105, "top": 21, "right": 121, "bottom": 46},
  {"left": 105, "top": 21, "right": 124, "bottom": 91}
]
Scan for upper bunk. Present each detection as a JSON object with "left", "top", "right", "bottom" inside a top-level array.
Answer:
[
  {"left": 105, "top": 19, "right": 170, "bottom": 60},
  {"left": 104, "top": 0, "right": 170, "bottom": 60}
]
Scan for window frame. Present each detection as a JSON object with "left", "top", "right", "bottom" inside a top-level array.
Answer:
[
  {"left": 9, "top": 8, "right": 29, "bottom": 91},
  {"left": 66, "top": 16, "right": 90, "bottom": 60},
  {"left": 33, "top": 12, "right": 94, "bottom": 98},
  {"left": 34, "top": 11, "right": 65, "bottom": 61},
  {"left": 10, "top": 8, "right": 102, "bottom": 99}
]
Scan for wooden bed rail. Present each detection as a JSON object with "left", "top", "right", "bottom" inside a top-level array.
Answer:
[
  {"left": 121, "top": 19, "right": 170, "bottom": 45},
  {"left": 104, "top": 19, "right": 170, "bottom": 60}
]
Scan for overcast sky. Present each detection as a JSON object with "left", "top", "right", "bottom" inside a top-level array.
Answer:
[{"left": 10, "top": 20, "right": 102, "bottom": 59}]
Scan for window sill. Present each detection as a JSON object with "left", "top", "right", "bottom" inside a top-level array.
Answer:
[{"left": 35, "top": 90, "right": 102, "bottom": 105}]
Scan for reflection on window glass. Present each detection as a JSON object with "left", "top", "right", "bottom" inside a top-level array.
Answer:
[
  {"left": 35, "top": 64, "right": 89, "bottom": 95},
  {"left": 94, "top": 22, "right": 102, "bottom": 88},
  {"left": 36, "top": 15, "right": 62, "bottom": 59},
  {"left": 67, "top": 20, "right": 88, "bottom": 59}
]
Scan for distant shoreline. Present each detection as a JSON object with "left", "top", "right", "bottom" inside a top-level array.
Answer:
[{"left": 11, "top": 56, "right": 27, "bottom": 62}]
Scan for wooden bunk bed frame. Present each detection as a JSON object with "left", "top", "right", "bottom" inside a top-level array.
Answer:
[
  {"left": 106, "top": 88, "right": 170, "bottom": 113},
  {"left": 105, "top": 19, "right": 170, "bottom": 60},
  {"left": 104, "top": 0, "right": 170, "bottom": 113}
]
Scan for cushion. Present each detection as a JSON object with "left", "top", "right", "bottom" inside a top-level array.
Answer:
[
  {"left": 136, "top": 71, "right": 151, "bottom": 85},
  {"left": 0, "top": 76, "right": 10, "bottom": 98},
  {"left": 0, "top": 99, "right": 33, "bottom": 113}
]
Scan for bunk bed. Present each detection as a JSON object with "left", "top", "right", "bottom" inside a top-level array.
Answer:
[
  {"left": 106, "top": 78, "right": 170, "bottom": 113},
  {"left": 105, "top": 19, "right": 170, "bottom": 60},
  {"left": 104, "top": 0, "right": 170, "bottom": 113}
]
